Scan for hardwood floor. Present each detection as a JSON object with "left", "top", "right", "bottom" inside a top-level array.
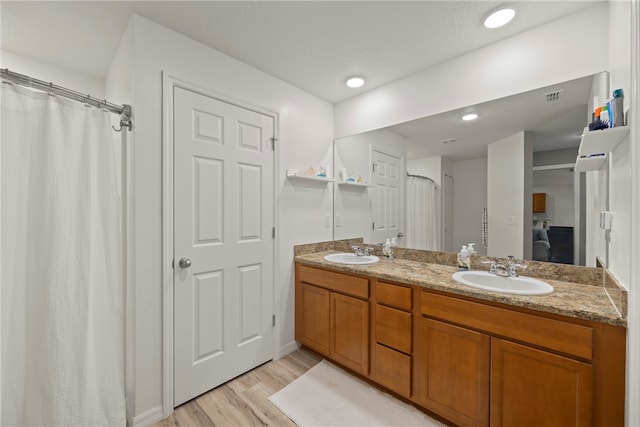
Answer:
[{"left": 153, "top": 349, "right": 321, "bottom": 427}]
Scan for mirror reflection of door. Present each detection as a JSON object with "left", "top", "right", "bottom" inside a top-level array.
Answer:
[{"left": 371, "top": 147, "right": 404, "bottom": 245}]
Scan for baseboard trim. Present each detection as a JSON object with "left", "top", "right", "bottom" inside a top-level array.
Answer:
[
  {"left": 278, "top": 340, "right": 300, "bottom": 359},
  {"left": 129, "top": 405, "right": 164, "bottom": 427}
]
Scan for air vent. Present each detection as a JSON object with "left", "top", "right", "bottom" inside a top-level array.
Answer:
[
  {"left": 440, "top": 138, "right": 457, "bottom": 144},
  {"left": 544, "top": 90, "right": 564, "bottom": 103}
]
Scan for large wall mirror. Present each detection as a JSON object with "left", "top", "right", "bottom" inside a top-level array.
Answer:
[{"left": 334, "top": 73, "right": 608, "bottom": 266}]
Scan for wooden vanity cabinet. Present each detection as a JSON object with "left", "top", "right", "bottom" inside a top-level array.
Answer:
[
  {"left": 490, "top": 338, "right": 593, "bottom": 427},
  {"left": 413, "top": 317, "right": 490, "bottom": 427},
  {"left": 295, "top": 264, "right": 369, "bottom": 374},
  {"left": 295, "top": 263, "right": 625, "bottom": 427},
  {"left": 330, "top": 292, "right": 369, "bottom": 373},
  {"left": 415, "top": 290, "right": 623, "bottom": 427},
  {"left": 371, "top": 281, "right": 413, "bottom": 397}
]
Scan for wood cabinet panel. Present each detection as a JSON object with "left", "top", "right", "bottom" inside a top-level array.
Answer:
[
  {"left": 375, "top": 304, "right": 412, "bottom": 353},
  {"left": 414, "top": 318, "right": 490, "bottom": 427},
  {"left": 421, "top": 292, "right": 593, "bottom": 360},
  {"left": 298, "top": 264, "right": 369, "bottom": 298},
  {"left": 376, "top": 281, "right": 412, "bottom": 310},
  {"left": 295, "top": 283, "right": 330, "bottom": 355},
  {"left": 330, "top": 292, "right": 369, "bottom": 374},
  {"left": 532, "top": 193, "right": 546, "bottom": 213},
  {"left": 372, "top": 343, "right": 411, "bottom": 397},
  {"left": 491, "top": 338, "right": 593, "bottom": 427}
]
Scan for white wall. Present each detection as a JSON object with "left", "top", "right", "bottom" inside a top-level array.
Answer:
[
  {"left": 334, "top": 129, "right": 407, "bottom": 242},
  {"left": 487, "top": 132, "right": 530, "bottom": 258},
  {"left": 453, "top": 158, "right": 487, "bottom": 256},
  {"left": 1, "top": 50, "right": 105, "bottom": 98},
  {"left": 606, "top": 2, "right": 636, "bottom": 424},
  {"left": 334, "top": 4, "right": 609, "bottom": 138},
  {"left": 124, "top": 15, "right": 333, "bottom": 422},
  {"left": 104, "top": 20, "right": 135, "bottom": 422},
  {"left": 407, "top": 156, "right": 442, "bottom": 186}
]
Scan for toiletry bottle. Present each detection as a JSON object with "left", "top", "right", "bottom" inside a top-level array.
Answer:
[
  {"left": 457, "top": 245, "right": 469, "bottom": 270},
  {"left": 612, "top": 89, "right": 624, "bottom": 127},
  {"left": 467, "top": 243, "right": 476, "bottom": 256},
  {"left": 383, "top": 238, "right": 391, "bottom": 258},
  {"left": 600, "top": 105, "right": 610, "bottom": 127}
]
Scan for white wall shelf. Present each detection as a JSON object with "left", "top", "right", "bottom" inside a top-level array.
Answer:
[
  {"left": 286, "top": 174, "right": 334, "bottom": 183},
  {"left": 338, "top": 181, "right": 371, "bottom": 188},
  {"left": 575, "top": 126, "right": 629, "bottom": 172}
]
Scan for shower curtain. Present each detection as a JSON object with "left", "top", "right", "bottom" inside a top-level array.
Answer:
[
  {"left": 1, "top": 84, "right": 125, "bottom": 425},
  {"left": 406, "top": 176, "right": 439, "bottom": 250}
]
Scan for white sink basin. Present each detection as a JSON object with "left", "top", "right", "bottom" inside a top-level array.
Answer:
[
  {"left": 452, "top": 270, "right": 554, "bottom": 296},
  {"left": 324, "top": 253, "right": 380, "bottom": 265}
]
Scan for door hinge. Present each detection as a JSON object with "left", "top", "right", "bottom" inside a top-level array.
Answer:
[
  {"left": 270, "top": 137, "right": 277, "bottom": 151},
  {"left": 171, "top": 259, "right": 174, "bottom": 269},
  {"left": 372, "top": 222, "right": 375, "bottom": 230},
  {"left": 272, "top": 314, "right": 276, "bottom": 327},
  {"left": 272, "top": 226, "right": 276, "bottom": 239},
  {"left": 372, "top": 163, "right": 376, "bottom": 172}
]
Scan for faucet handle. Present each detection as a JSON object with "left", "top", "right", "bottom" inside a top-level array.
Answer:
[
  {"left": 481, "top": 260, "right": 497, "bottom": 274},
  {"left": 506, "top": 256, "right": 527, "bottom": 277},
  {"left": 363, "top": 246, "right": 375, "bottom": 256}
]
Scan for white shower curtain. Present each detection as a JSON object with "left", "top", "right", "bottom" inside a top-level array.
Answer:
[
  {"left": 406, "top": 176, "right": 439, "bottom": 250},
  {"left": 1, "top": 84, "right": 125, "bottom": 425}
]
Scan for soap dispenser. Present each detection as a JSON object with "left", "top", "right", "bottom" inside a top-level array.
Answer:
[
  {"left": 457, "top": 245, "right": 470, "bottom": 270},
  {"left": 383, "top": 238, "right": 393, "bottom": 259}
]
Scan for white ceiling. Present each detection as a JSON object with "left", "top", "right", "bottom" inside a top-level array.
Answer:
[
  {"left": 388, "top": 75, "right": 593, "bottom": 160},
  {"left": 0, "top": 0, "right": 601, "bottom": 104}
]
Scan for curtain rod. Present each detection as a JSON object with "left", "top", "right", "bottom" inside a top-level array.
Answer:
[
  {"left": 1, "top": 68, "right": 132, "bottom": 132},
  {"left": 407, "top": 172, "right": 436, "bottom": 184}
]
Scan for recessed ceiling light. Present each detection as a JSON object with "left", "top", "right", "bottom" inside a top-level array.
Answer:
[
  {"left": 346, "top": 76, "right": 365, "bottom": 88},
  {"left": 483, "top": 7, "right": 515, "bottom": 29},
  {"left": 462, "top": 113, "right": 478, "bottom": 121}
]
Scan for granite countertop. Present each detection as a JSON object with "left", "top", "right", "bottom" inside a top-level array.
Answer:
[{"left": 295, "top": 250, "right": 626, "bottom": 327}]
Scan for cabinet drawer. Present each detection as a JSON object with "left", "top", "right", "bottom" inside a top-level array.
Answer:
[
  {"left": 298, "top": 264, "right": 369, "bottom": 299},
  {"left": 421, "top": 292, "right": 593, "bottom": 361},
  {"left": 376, "top": 305, "right": 412, "bottom": 353},
  {"left": 376, "top": 281, "right": 412, "bottom": 310},
  {"left": 373, "top": 343, "right": 411, "bottom": 397}
]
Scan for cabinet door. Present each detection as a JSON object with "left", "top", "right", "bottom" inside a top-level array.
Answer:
[
  {"left": 491, "top": 338, "right": 593, "bottom": 427},
  {"left": 532, "top": 193, "right": 546, "bottom": 213},
  {"left": 295, "top": 283, "right": 330, "bottom": 355},
  {"left": 414, "top": 318, "right": 490, "bottom": 427},
  {"left": 330, "top": 292, "right": 369, "bottom": 374}
]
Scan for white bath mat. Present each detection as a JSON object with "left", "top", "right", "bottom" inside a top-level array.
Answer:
[{"left": 268, "top": 360, "right": 448, "bottom": 426}]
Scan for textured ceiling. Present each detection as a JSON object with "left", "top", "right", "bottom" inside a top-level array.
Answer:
[{"left": 0, "top": 0, "right": 602, "bottom": 103}]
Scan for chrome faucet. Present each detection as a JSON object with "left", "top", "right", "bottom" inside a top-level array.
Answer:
[
  {"left": 506, "top": 255, "right": 527, "bottom": 277},
  {"left": 352, "top": 245, "right": 373, "bottom": 256},
  {"left": 482, "top": 260, "right": 508, "bottom": 277},
  {"left": 482, "top": 256, "right": 526, "bottom": 277}
]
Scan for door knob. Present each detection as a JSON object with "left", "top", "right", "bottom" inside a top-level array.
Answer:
[{"left": 178, "top": 257, "right": 192, "bottom": 269}]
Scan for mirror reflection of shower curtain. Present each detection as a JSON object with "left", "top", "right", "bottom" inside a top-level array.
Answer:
[
  {"left": 406, "top": 175, "right": 440, "bottom": 250},
  {"left": 1, "top": 84, "right": 125, "bottom": 425}
]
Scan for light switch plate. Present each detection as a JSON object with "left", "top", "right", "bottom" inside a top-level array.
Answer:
[
  {"left": 324, "top": 213, "right": 331, "bottom": 228},
  {"left": 600, "top": 211, "right": 613, "bottom": 230}
]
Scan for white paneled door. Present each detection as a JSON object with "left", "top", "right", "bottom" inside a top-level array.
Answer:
[
  {"left": 173, "top": 87, "right": 275, "bottom": 406},
  {"left": 371, "top": 148, "right": 404, "bottom": 245}
]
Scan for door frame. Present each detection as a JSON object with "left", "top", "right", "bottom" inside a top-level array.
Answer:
[{"left": 161, "top": 73, "right": 279, "bottom": 417}]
